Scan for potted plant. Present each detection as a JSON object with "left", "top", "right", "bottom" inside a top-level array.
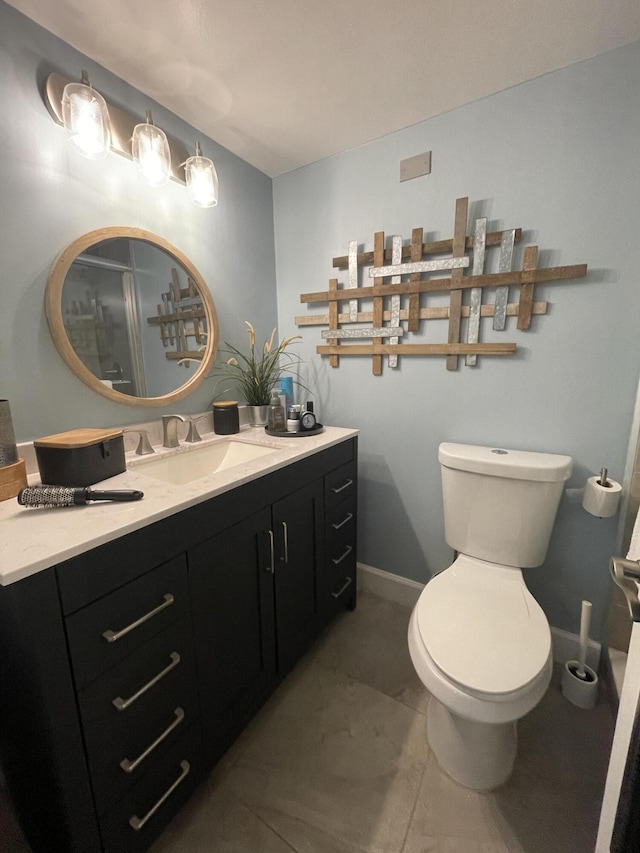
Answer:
[{"left": 217, "top": 322, "right": 302, "bottom": 425}]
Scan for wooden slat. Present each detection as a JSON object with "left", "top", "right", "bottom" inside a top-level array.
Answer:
[
  {"left": 300, "top": 264, "right": 587, "bottom": 304},
  {"left": 156, "top": 304, "right": 168, "bottom": 346},
  {"left": 317, "top": 342, "right": 516, "bottom": 356},
  {"left": 372, "top": 231, "right": 384, "bottom": 375},
  {"left": 295, "top": 301, "right": 548, "bottom": 326},
  {"left": 147, "top": 309, "right": 206, "bottom": 324},
  {"left": 165, "top": 350, "right": 204, "bottom": 361},
  {"left": 517, "top": 246, "right": 539, "bottom": 330},
  {"left": 170, "top": 268, "right": 182, "bottom": 303},
  {"left": 328, "top": 277, "right": 339, "bottom": 367},
  {"left": 446, "top": 197, "right": 469, "bottom": 371},
  {"left": 388, "top": 235, "right": 403, "bottom": 368},
  {"left": 332, "top": 228, "right": 523, "bottom": 268},
  {"left": 408, "top": 228, "right": 423, "bottom": 333}
]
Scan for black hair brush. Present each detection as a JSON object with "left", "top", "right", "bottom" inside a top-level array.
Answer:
[{"left": 18, "top": 486, "right": 144, "bottom": 507}]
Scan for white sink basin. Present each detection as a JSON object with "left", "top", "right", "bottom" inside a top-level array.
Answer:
[{"left": 134, "top": 440, "right": 278, "bottom": 485}]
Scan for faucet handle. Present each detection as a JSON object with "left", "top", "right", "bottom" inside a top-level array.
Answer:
[
  {"left": 185, "top": 414, "right": 211, "bottom": 444},
  {"left": 123, "top": 429, "right": 155, "bottom": 456}
]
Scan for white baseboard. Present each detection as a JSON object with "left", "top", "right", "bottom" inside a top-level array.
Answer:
[
  {"left": 357, "top": 562, "right": 601, "bottom": 670},
  {"left": 357, "top": 562, "right": 424, "bottom": 608}
]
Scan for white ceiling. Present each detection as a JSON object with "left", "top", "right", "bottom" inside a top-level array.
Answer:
[{"left": 6, "top": 0, "right": 640, "bottom": 177}]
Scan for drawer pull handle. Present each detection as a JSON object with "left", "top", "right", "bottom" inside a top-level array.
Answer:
[
  {"left": 332, "top": 512, "right": 353, "bottom": 531},
  {"left": 102, "top": 593, "right": 175, "bottom": 643},
  {"left": 332, "top": 576, "right": 353, "bottom": 599},
  {"left": 331, "top": 478, "right": 353, "bottom": 495},
  {"left": 112, "top": 652, "right": 181, "bottom": 711},
  {"left": 120, "top": 707, "right": 185, "bottom": 773},
  {"left": 331, "top": 545, "right": 353, "bottom": 566},
  {"left": 129, "top": 760, "right": 190, "bottom": 831},
  {"left": 282, "top": 521, "right": 289, "bottom": 564}
]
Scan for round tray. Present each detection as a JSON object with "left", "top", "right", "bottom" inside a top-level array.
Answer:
[{"left": 264, "top": 423, "right": 324, "bottom": 438}]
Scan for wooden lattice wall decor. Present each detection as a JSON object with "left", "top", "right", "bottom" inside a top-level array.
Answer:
[
  {"left": 295, "top": 196, "right": 587, "bottom": 374},
  {"left": 147, "top": 268, "right": 207, "bottom": 365}
]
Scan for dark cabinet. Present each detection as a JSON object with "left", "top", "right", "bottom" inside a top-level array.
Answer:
[
  {"left": 324, "top": 459, "right": 358, "bottom": 614},
  {"left": 0, "top": 436, "right": 357, "bottom": 853},
  {"left": 272, "top": 478, "right": 324, "bottom": 674},
  {"left": 189, "top": 507, "right": 276, "bottom": 764}
]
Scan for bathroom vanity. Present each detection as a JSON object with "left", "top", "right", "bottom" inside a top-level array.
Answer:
[{"left": 0, "top": 427, "right": 358, "bottom": 853}]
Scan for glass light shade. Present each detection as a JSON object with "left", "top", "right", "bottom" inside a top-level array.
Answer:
[
  {"left": 61, "top": 82, "right": 111, "bottom": 160},
  {"left": 132, "top": 120, "right": 171, "bottom": 187},
  {"left": 185, "top": 154, "right": 218, "bottom": 208}
]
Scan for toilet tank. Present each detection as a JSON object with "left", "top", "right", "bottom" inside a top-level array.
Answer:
[{"left": 438, "top": 443, "right": 573, "bottom": 568}]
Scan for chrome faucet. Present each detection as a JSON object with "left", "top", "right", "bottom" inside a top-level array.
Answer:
[{"left": 162, "top": 414, "right": 187, "bottom": 448}]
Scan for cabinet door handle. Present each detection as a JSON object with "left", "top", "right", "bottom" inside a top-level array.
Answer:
[
  {"left": 102, "top": 593, "right": 175, "bottom": 643},
  {"left": 267, "top": 530, "right": 275, "bottom": 573},
  {"left": 128, "top": 760, "right": 190, "bottom": 831},
  {"left": 120, "top": 707, "right": 185, "bottom": 773},
  {"left": 331, "top": 478, "right": 353, "bottom": 495},
  {"left": 112, "top": 652, "right": 181, "bottom": 711},
  {"left": 331, "top": 576, "right": 353, "bottom": 599},
  {"left": 282, "top": 521, "right": 289, "bottom": 563},
  {"left": 331, "top": 545, "right": 353, "bottom": 566},
  {"left": 332, "top": 512, "right": 353, "bottom": 531}
]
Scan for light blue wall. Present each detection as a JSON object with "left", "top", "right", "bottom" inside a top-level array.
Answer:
[
  {"left": 0, "top": 1, "right": 277, "bottom": 439},
  {"left": 273, "top": 41, "right": 640, "bottom": 638}
]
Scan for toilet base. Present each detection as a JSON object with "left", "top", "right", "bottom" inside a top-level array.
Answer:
[{"left": 427, "top": 696, "right": 517, "bottom": 791}]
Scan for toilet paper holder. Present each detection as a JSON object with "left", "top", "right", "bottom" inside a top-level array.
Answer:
[{"left": 610, "top": 556, "right": 640, "bottom": 622}]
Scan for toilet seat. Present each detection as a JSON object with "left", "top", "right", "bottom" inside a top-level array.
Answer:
[{"left": 415, "top": 554, "right": 551, "bottom": 698}]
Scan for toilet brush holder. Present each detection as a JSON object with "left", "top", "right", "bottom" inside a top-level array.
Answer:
[{"left": 561, "top": 660, "right": 598, "bottom": 709}]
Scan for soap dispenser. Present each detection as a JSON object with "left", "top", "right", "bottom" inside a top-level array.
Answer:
[{"left": 267, "top": 391, "right": 286, "bottom": 432}]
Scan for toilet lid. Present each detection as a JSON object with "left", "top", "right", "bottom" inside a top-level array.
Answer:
[{"left": 416, "top": 555, "right": 551, "bottom": 696}]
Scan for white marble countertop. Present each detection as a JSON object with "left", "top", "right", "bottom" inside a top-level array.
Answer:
[{"left": 0, "top": 425, "right": 358, "bottom": 586}]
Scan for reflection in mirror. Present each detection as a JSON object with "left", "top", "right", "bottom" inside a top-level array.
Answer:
[{"left": 46, "top": 228, "right": 218, "bottom": 407}]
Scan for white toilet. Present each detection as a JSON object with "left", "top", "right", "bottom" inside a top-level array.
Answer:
[{"left": 408, "top": 442, "right": 572, "bottom": 791}]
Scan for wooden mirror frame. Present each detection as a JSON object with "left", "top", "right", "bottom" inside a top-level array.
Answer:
[{"left": 45, "top": 227, "right": 219, "bottom": 407}]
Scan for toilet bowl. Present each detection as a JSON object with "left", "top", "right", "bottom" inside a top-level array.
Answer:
[
  {"left": 408, "top": 442, "right": 572, "bottom": 791},
  {"left": 408, "top": 555, "right": 553, "bottom": 790}
]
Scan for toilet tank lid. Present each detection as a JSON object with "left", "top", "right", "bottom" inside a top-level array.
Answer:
[{"left": 438, "top": 443, "right": 572, "bottom": 482}]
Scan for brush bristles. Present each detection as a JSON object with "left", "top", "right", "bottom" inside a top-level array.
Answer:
[{"left": 18, "top": 486, "right": 77, "bottom": 507}]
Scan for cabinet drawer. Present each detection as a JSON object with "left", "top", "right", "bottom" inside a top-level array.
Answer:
[
  {"left": 324, "top": 460, "right": 357, "bottom": 512},
  {"left": 78, "top": 618, "right": 199, "bottom": 814},
  {"left": 326, "top": 524, "right": 356, "bottom": 600},
  {"left": 99, "top": 723, "right": 204, "bottom": 853},
  {"left": 325, "top": 493, "right": 357, "bottom": 542},
  {"left": 65, "top": 555, "right": 189, "bottom": 690}
]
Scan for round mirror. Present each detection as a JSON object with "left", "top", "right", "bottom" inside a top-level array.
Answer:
[{"left": 45, "top": 227, "right": 219, "bottom": 407}]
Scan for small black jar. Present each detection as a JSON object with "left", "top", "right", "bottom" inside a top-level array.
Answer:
[{"left": 213, "top": 401, "right": 240, "bottom": 435}]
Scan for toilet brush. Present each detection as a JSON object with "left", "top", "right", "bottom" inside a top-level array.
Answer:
[
  {"left": 561, "top": 599, "right": 599, "bottom": 709},
  {"left": 576, "top": 600, "right": 591, "bottom": 680}
]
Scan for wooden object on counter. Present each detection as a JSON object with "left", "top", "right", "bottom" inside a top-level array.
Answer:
[{"left": 0, "top": 458, "right": 27, "bottom": 502}]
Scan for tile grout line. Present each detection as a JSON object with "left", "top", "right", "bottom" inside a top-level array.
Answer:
[
  {"left": 398, "top": 760, "right": 429, "bottom": 853},
  {"left": 310, "top": 654, "right": 430, "bottom": 720}
]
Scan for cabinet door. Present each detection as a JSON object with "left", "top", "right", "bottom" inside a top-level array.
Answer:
[
  {"left": 272, "top": 478, "right": 323, "bottom": 674},
  {"left": 188, "top": 507, "right": 276, "bottom": 763}
]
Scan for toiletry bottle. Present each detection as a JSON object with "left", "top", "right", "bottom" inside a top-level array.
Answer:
[
  {"left": 287, "top": 404, "right": 301, "bottom": 433},
  {"left": 268, "top": 391, "right": 286, "bottom": 432}
]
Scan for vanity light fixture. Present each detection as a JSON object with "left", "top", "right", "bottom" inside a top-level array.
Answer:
[
  {"left": 61, "top": 70, "right": 111, "bottom": 160},
  {"left": 44, "top": 72, "right": 219, "bottom": 207},
  {"left": 184, "top": 142, "right": 219, "bottom": 208},
  {"left": 132, "top": 110, "right": 171, "bottom": 188}
]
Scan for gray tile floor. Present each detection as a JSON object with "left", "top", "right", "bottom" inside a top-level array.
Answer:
[
  {"left": 0, "top": 591, "right": 616, "bottom": 852},
  {"left": 152, "top": 591, "right": 615, "bottom": 853}
]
